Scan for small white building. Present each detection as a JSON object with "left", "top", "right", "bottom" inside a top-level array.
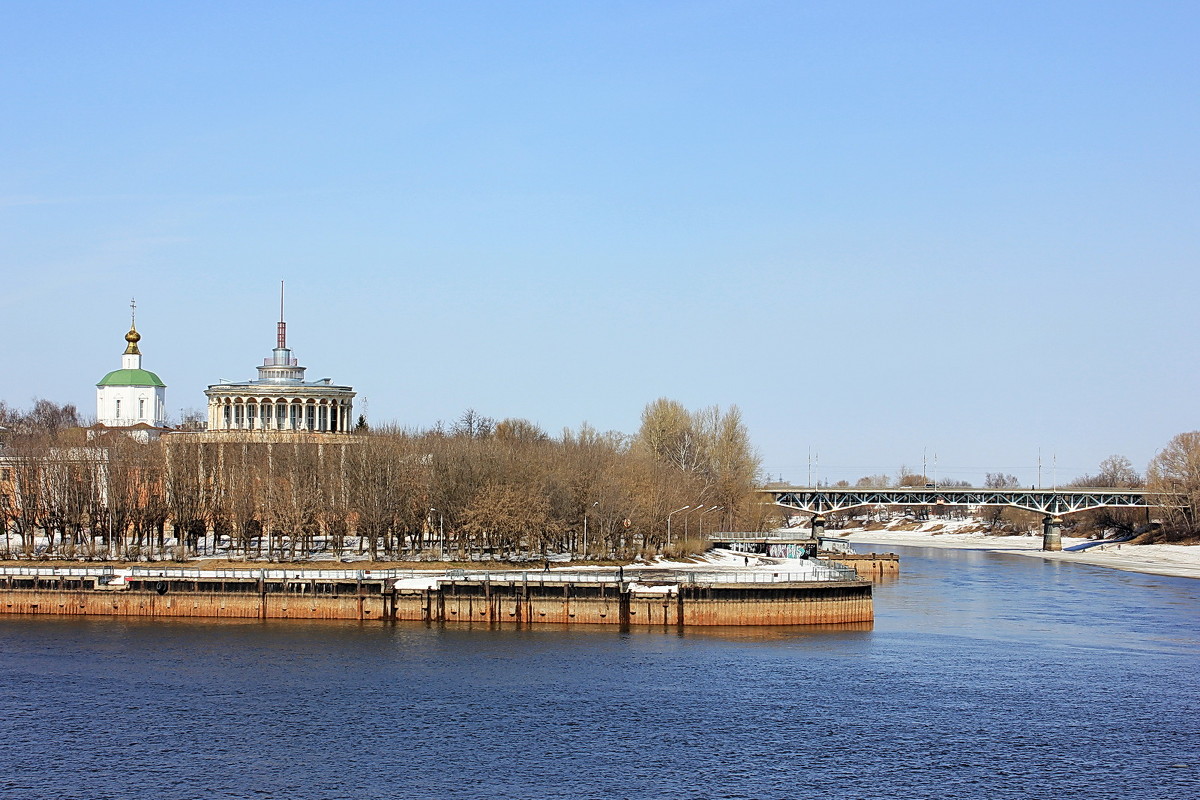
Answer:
[{"left": 95, "top": 314, "right": 168, "bottom": 438}]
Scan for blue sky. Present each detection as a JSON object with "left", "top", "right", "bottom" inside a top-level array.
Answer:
[{"left": 3, "top": 1, "right": 1198, "bottom": 485}]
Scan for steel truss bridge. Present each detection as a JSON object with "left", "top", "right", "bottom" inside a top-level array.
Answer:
[{"left": 759, "top": 487, "right": 1181, "bottom": 518}]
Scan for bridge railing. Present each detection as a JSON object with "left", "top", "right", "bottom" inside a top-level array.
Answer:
[
  {"left": 759, "top": 486, "right": 1185, "bottom": 515},
  {"left": 709, "top": 530, "right": 815, "bottom": 541}
]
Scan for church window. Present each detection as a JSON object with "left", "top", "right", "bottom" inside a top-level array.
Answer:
[
  {"left": 139, "top": 398, "right": 145, "bottom": 418},
  {"left": 115, "top": 399, "right": 121, "bottom": 418}
]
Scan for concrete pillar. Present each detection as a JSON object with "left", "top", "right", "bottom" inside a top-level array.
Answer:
[
  {"left": 811, "top": 514, "right": 826, "bottom": 539},
  {"left": 1042, "top": 515, "right": 1063, "bottom": 551}
]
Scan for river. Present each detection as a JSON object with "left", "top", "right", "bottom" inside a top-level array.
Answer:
[{"left": 0, "top": 545, "right": 1196, "bottom": 799}]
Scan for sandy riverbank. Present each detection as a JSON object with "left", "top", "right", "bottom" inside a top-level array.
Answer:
[{"left": 834, "top": 520, "right": 1200, "bottom": 580}]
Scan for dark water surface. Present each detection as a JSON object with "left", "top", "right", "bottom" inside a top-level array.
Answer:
[{"left": 1, "top": 546, "right": 1197, "bottom": 800}]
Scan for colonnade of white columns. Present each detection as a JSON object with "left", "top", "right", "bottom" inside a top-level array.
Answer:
[{"left": 206, "top": 397, "right": 353, "bottom": 433}]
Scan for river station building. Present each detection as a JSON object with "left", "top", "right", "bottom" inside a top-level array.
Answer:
[{"left": 203, "top": 300, "right": 355, "bottom": 435}]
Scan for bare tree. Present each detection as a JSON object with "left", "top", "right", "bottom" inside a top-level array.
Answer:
[{"left": 1147, "top": 432, "right": 1200, "bottom": 542}]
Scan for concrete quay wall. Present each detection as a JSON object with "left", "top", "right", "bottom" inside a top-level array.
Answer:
[
  {"left": 824, "top": 553, "right": 900, "bottom": 578},
  {"left": 0, "top": 577, "right": 872, "bottom": 626},
  {"left": 0, "top": 589, "right": 390, "bottom": 620},
  {"left": 679, "top": 582, "right": 873, "bottom": 625}
]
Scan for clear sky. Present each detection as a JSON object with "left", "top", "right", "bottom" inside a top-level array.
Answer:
[{"left": 3, "top": 1, "right": 1197, "bottom": 486}]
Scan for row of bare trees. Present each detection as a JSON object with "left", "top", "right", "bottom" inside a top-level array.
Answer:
[{"left": 0, "top": 399, "right": 766, "bottom": 562}]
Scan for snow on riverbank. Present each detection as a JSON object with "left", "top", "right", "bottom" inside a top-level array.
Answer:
[{"left": 836, "top": 519, "right": 1200, "bottom": 580}]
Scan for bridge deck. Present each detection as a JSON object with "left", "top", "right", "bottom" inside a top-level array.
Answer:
[{"left": 759, "top": 486, "right": 1179, "bottom": 516}]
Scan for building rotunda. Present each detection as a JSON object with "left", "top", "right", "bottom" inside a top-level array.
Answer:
[{"left": 204, "top": 291, "right": 355, "bottom": 434}]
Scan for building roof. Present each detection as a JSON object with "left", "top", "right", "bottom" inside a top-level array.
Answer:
[{"left": 97, "top": 368, "right": 166, "bottom": 388}]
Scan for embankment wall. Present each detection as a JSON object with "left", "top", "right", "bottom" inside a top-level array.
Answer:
[
  {"left": 825, "top": 553, "right": 900, "bottom": 577},
  {"left": 0, "top": 579, "right": 871, "bottom": 626}
]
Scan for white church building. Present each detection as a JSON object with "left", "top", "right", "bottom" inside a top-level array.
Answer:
[{"left": 95, "top": 306, "right": 168, "bottom": 437}]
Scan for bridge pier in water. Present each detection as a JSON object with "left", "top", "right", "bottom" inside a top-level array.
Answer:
[{"left": 1042, "top": 516, "right": 1063, "bottom": 551}]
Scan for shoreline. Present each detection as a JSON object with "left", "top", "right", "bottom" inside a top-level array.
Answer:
[{"left": 837, "top": 524, "right": 1200, "bottom": 580}]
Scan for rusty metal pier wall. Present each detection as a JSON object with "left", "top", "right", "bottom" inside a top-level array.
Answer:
[{"left": 0, "top": 572, "right": 872, "bottom": 627}]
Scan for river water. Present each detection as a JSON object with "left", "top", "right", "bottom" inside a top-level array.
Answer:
[{"left": 0, "top": 545, "right": 1196, "bottom": 800}]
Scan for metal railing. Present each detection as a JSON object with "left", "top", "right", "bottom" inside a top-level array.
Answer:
[
  {"left": 0, "top": 565, "right": 424, "bottom": 582},
  {"left": 708, "top": 531, "right": 817, "bottom": 541},
  {"left": 0, "top": 562, "right": 861, "bottom": 585},
  {"left": 446, "top": 564, "right": 860, "bottom": 585}
]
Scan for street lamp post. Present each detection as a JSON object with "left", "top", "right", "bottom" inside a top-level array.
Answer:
[
  {"left": 682, "top": 506, "right": 700, "bottom": 539},
  {"left": 698, "top": 505, "right": 724, "bottom": 539},
  {"left": 666, "top": 505, "right": 691, "bottom": 548},
  {"left": 582, "top": 501, "right": 598, "bottom": 560},
  {"left": 430, "top": 507, "right": 445, "bottom": 560},
  {"left": 683, "top": 505, "right": 716, "bottom": 539}
]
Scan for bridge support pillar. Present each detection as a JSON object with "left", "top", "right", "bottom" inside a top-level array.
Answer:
[
  {"left": 811, "top": 514, "right": 826, "bottom": 539},
  {"left": 1042, "top": 516, "right": 1063, "bottom": 551}
]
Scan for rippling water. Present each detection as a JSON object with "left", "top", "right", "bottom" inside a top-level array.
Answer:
[{"left": 1, "top": 546, "right": 1197, "bottom": 800}]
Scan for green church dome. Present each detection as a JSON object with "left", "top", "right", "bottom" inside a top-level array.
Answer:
[{"left": 97, "top": 368, "right": 166, "bottom": 388}]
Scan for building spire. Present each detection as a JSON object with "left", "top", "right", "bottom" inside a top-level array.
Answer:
[
  {"left": 124, "top": 297, "right": 141, "bottom": 355},
  {"left": 277, "top": 280, "right": 286, "bottom": 349}
]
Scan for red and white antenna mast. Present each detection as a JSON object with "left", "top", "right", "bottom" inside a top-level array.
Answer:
[{"left": 277, "top": 280, "right": 287, "bottom": 349}]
